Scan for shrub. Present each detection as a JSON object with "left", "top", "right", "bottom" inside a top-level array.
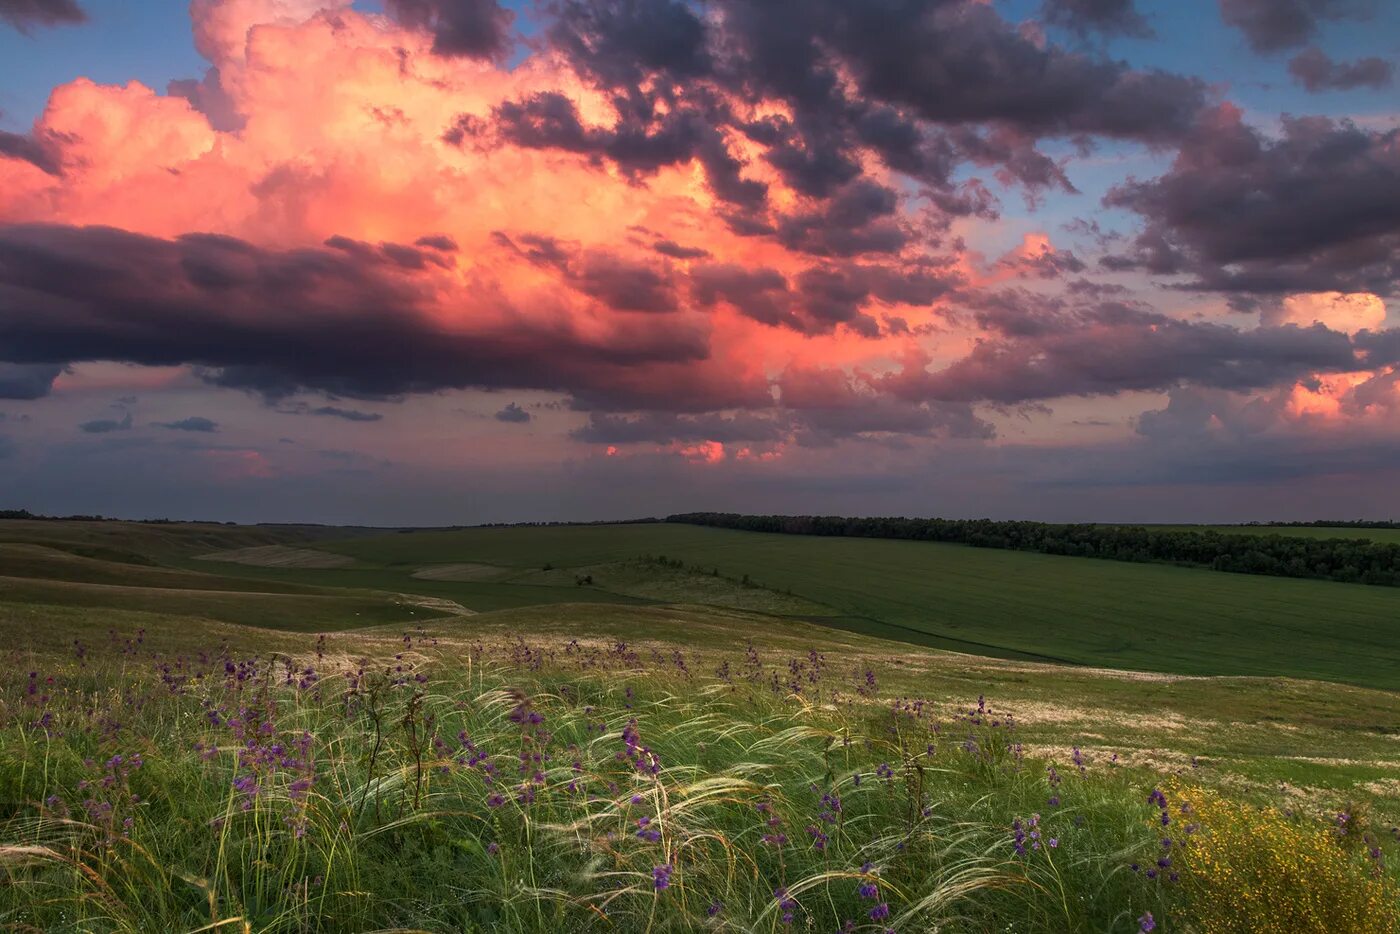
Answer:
[{"left": 1163, "top": 782, "right": 1398, "bottom": 934}]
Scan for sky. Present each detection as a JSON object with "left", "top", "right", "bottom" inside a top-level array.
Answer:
[{"left": 0, "top": 0, "right": 1398, "bottom": 525}]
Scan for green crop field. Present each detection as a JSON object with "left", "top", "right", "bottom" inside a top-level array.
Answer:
[{"left": 288, "top": 523, "right": 1400, "bottom": 691}]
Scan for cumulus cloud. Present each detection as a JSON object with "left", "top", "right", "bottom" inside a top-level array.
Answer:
[
  {"left": 0, "top": 224, "right": 737, "bottom": 408},
  {"left": 879, "top": 299, "right": 1369, "bottom": 404},
  {"left": 1041, "top": 0, "right": 1154, "bottom": 38},
  {"left": 1218, "top": 0, "right": 1375, "bottom": 53},
  {"left": 1104, "top": 107, "right": 1400, "bottom": 296},
  {"left": 384, "top": 0, "right": 514, "bottom": 60},
  {"left": 1287, "top": 46, "right": 1393, "bottom": 91},
  {"left": 1270, "top": 292, "right": 1388, "bottom": 332},
  {"left": 1, "top": 0, "right": 1397, "bottom": 509}
]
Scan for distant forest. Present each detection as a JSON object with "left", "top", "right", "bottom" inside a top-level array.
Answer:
[{"left": 668, "top": 513, "right": 1400, "bottom": 587}]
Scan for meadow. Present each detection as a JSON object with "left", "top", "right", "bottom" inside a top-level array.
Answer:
[
  {"left": 2, "top": 518, "right": 1399, "bottom": 932},
  {"left": 224, "top": 522, "right": 1400, "bottom": 690}
]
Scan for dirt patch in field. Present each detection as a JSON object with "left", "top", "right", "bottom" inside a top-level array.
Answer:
[
  {"left": 397, "top": 594, "right": 476, "bottom": 617},
  {"left": 411, "top": 563, "right": 511, "bottom": 582},
  {"left": 199, "top": 545, "right": 355, "bottom": 569}
]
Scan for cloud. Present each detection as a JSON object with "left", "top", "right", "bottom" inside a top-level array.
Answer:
[
  {"left": 154, "top": 416, "right": 220, "bottom": 432},
  {"left": 1287, "top": 46, "right": 1393, "bottom": 92},
  {"left": 652, "top": 240, "right": 710, "bottom": 260},
  {"left": 278, "top": 404, "right": 384, "bottom": 423},
  {"left": 0, "top": 0, "right": 85, "bottom": 32},
  {"left": 1218, "top": 0, "right": 1375, "bottom": 53},
  {"left": 78, "top": 411, "right": 133, "bottom": 434},
  {"left": 483, "top": 90, "right": 765, "bottom": 208},
  {"left": 572, "top": 411, "right": 787, "bottom": 445},
  {"left": 1269, "top": 292, "right": 1387, "bottom": 332},
  {"left": 494, "top": 402, "right": 531, "bottom": 423},
  {"left": 879, "top": 299, "right": 1368, "bottom": 405},
  {"left": 0, "top": 224, "right": 743, "bottom": 409},
  {"left": 1104, "top": 107, "right": 1400, "bottom": 296},
  {"left": 167, "top": 67, "right": 245, "bottom": 132},
  {"left": 0, "top": 363, "right": 62, "bottom": 399},
  {"left": 478, "top": 0, "right": 1210, "bottom": 217},
  {"left": 0, "top": 129, "right": 64, "bottom": 175},
  {"left": 382, "top": 0, "right": 514, "bottom": 60},
  {"left": 995, "top": 235, "right": 1087, "bottom": 280},
  {"left": 1041, "top": 0, "right": 1154, "bottom": 38}
]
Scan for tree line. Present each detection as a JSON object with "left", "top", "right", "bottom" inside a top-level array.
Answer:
[{"left": 667, "top": 513, "right": 1400, "bottom": 587}]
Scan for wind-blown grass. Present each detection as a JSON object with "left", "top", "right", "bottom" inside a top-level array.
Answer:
[{"left": 1, "top": 628, "right": 1395, "bottom": 933}]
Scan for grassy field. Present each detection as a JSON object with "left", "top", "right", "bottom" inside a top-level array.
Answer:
[
  {"left": 6, "top": 518, "right": 1400, "bottom": 690},
  {"left": 274, "top": 523, "right": 1400, "bottom": 691},
  {"left": 2, "top": 519, "right": 1399, "bottom": 931}
]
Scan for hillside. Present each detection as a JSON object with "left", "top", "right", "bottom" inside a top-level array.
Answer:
[{"left": 1, "top": 518, "right": 1398, "bottom": 932}]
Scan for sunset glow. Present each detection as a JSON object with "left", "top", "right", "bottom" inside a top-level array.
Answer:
[{"left": 0, "top": 0, "right": 1396, "bottom": 522}]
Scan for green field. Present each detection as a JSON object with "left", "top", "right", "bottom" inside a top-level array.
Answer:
[
  {"left": 7, "top": 519, "right": 1397, "bottom": 690},
  {"left": 286, "top": 523, "right": 1400, "bottom": 691},
  {"left": 3, "top": 518, "right": 1399, "bottom": 932}
]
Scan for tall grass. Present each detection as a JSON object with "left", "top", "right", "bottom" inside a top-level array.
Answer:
[{"left": 0, "top": 630, "right": 1393, "bottom": 932}]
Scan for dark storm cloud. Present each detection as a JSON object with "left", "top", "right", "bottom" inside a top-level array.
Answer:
[
  {"left": 154, "top": 416, "right": 220, "bottom": 432},
  {"left": 796, "top": 262, "right": 961, "bottom": 334},
  {"left": 383, "top": 0, "right": 515, "bottom": 60},
  {"left": 0, "top": 0, "right": 85, "bottom": 32},
  {"left": 493, "top": 232, "right": 679, "bottom": 312},
  {"left": 323, "top": 235, "right": 452, "bottom": 271},
  {"left": 1217, "top": 0, "right": 1375, "bottom": 53},
  {"left": 573, "top": 252, "right": 679, "bottom": 313},
  {"left": 484, "top": 91, "right": 766, "bottom": 208},
  {"left": 547, "top": 0, "right": 712, "bottom": 88},
  {"left": 0, "top": 223, "right": 726, "bottom": 407},
  {"left": 688, "top": 263, "right": 798, "bottom": 329},
  {"left": 1104, "top": 109, "right": 1400, "bottom": 295},
  {"left": 688, "top": 259, "right": 959, "bottom": 336},
  {"left": 778, "top": 365, "right": 996, "bottom": 442},
  {"left": 483, "top": 0, "right": 1209, "bottom": 231},
  {"left": 1287, "top": 46, "right": 1393, "bottom": 91},
  {"left": 0, "top": 363, "right": 62, "bottom": 399},
  {"left": 494, "top": 402, "right": 532, "bottom": 423},
  {"left": 1040, "top": 0, "right": 1154, "bottom": 38},
  {"left": 775, "top": 179, "right": 909, "bottom": 258},
  {"left": 715, "top": 0, "right": 1206, "bottom": 141},
  {"left": 879, "top": 301, "right": 1364, "bottom": 405}
]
